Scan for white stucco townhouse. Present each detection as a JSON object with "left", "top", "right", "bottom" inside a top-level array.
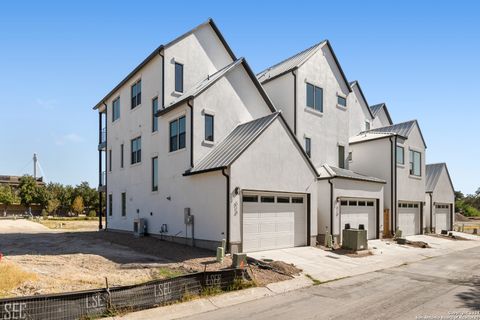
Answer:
[
  {"left": 94, "top": 19, "right": 319, "bottom": 253},
  {"left": 258, "top": 42, "right": 385, "bottom": 244},
  {"left": 425, "top": 163, "right": 455, "bottom": 233}
]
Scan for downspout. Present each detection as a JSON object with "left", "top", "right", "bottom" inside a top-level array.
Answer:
[
  {"left": 222, "top": 169, "right": 230, "bottom": 252},
  {"left": 389, "top": 136, "right": 395, "bottom": 234},
  {"left": 394, "top": 135, "right": 398, "bottom": 233},
  {"left": 291, "top": 70, "right": 297, "bottom": 135},
  {"left": 328, "top": 178, "right": 334, "bottom": 241},
  {"left": 98, "top": 110, "right": 103, "bottom": 230},
  {"left": 159, "top": 50, "right": 165, "bottom": 108},
  {"left": 103, "top": 102, "right": 108, "bottom": 231},
  {"left": 187, "top": 100, "right": 194, "bottom": 168}
]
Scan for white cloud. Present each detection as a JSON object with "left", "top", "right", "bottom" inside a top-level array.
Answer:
[{"left": 54, "top": 133, "right": 85, "bottom": 146}]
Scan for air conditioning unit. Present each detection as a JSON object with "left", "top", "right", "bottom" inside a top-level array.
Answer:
[
  {"left": 133, "top": 218, "right": 147, "bottom": 237},
  {"left": 342, "top": 228, "right": 368, "bottom": 251}
]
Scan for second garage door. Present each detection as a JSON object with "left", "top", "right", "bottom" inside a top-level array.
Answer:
[
  {"left": 435, "top": 204, "right": 450, "bottom": 233},
  {"left": 398, "top": 202, "right": 420, "bottom": 236},
  {"left": 242, "top": 192, "right": 307, "bottom": 253},
  {"left": 340, "top": 199, "right": 376, "bottom": 240}
]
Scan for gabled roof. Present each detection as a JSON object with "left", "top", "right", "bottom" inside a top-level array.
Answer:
[
  {"left": 156, "top": 58, "right": 277, "bottom": 117},
  {"left": 256, "top": 40, "right": 351, "bottom": 92},
  {"left": 349, "top": 132, "right": 403, "bottom": 145},
  {"left": 318, "top": 164, "right": 386, "bottom": 184},
  {"left": 369, "top": 103, "right": 393, "bottom": 125},
  {"left": 426, "top": 163, "right": 454, "bottom": 193},
  {"left": 93, "top": 18, "right": 236, "bottom": 110},
  {"left": 185, "top": 113, "right": 280, "bottom": 175},
  {"left": 360, "top": 120, "right": 427, "bottom": 148},
  {"left": 350, "top": 81, "right": 374, "bottom": 119}
]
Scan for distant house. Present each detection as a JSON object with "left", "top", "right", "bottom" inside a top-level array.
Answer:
[
  {"left": 425, "top": 163, "right": 455, "bottom": 233},
  {"left": 0, "top": 175, "right": 45, "bottom": 216}
]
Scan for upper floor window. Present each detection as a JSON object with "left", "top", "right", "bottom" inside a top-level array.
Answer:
[
  {"left": 120, "top": 144, "right": 124, "bottom": 168},
  {"left": 338, "top": 145, "right": 345, "bottom": 169},
  {"left": 108, "top": 149, "right": 112, "bottom": 172},
  {"left": 169, "top": 116, "right": 186, "bottom": 152},
  {"left": 304, "top": 137, "right": 311, "bottom": 157},
  {"left": 152, "top": 157, "right": 158, "bottom": 192},
  {"left": 121, "top": 192, "right": 126, "bottom": 216},
  {"left": 396, "top": 146, "right": 405, "bottom": 165},
  {"left": 205, "top": 114, "right": 214, "bottom": 142},
  {"left": 337, "top": 95, "right": 347, "bottom": 107},
  {"left": 112, "top": 97, "right": 120, "bottom": 122},
  {"left": 108, "top": 194, "right": 112, "bottom": 216},
  {"left": 131, "top": 136, "right": 141, "bottom": 164},
  {"left": 175, "top": 62, "right": 184, "bottom": 93},
  {"left": 409, "top": 150, "right": 421, "bottom": 176},
  {"left": 152, "top": 97, "right": 158, "bottom": 132},
  {"left": 131, "top": 80, "right": 142, "bottom": 109},
  {"left": 365, "top": 121, "right": 371, "bottom": 131},
  {"left": 306, "top": 83, "right": 323, "bottom": 112}
]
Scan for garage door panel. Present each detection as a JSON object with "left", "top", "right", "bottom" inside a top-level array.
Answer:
[
  {"left": 242, "top": 193, "right": 306, "bottom": 252},
  {"left": 435, "top": 205, "right": 450, "bottom": 233},
  {"left": 340, "top": 199, "right": 376, "bottom": 240},
  {"left": 398, "top": 203, "right": 420, "bottom": 236}
]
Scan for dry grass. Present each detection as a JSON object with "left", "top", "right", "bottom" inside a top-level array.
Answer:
[
  {"left": 0, "top": 261, "right": 38, "bottom": 297},
  {"left": 37, "top": 219, "right": 100, "bottom": 231}
]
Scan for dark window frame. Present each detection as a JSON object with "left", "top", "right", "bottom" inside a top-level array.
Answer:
[
  {"left": 152, "top": 156, "right": 158, "bottom": 192},
  {"left": 131, "top": 79, "right": 142, "bottom": 109},
  {"left": 243, "top": 195, "right": 258, "bottom": 203},
  {"left": 305, "top": 137, "right": 311, "bottom": 158},
  {"left": 409, "top": 149, "right": 422, "bottom": 176},
  {"left": 108, "top": 149, "right": 112, "bottom": 172},
  {"left": 152, "top": 97, "right": 159, "bottom": 132},
  {"left": 261, "top": 196, "right": 275, "bottom": 203},
  {"left": 131, "top": 136, "right": 142, "bottom": 165},
  {"left": 112, "top": 97, "right": 120, "bottom": 122},
  {"left": 204, "top": 114, "right": 214, "bottom": 142},
  {"left": 277, "top": 196, "right": 290, "bottom": 203},
  {"left": 169, "top": 116, "right": 186, "bottom": 152},
  {"left": 175, "top": 62, "right": 184, "bottom": 93},
  {"left": 337, "top": 95, "right": 347, "bottom": 107},
  {"left": 306, "top": 82, "right": 323, "bottom": 112},
  {"left": 108, "top": 194, "right": 112, "bottom": 216},
  {"left": 121, "top": 192, "right": 126, "bottom": 216},
  {"left": 120, "top": 144, "right": 124, "bottom": 168},
  {"left": 338, "top": 145, "right": 346, "bottom": 169},
  {"left": 292, "top": 197, "right": 304, "bottom": 204},
  {"left": 396, "top": 146, "right": 405, "bottom": 165}
]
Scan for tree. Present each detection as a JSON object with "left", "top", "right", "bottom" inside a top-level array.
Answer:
[
  {"left": 18, "top": 175, "right": 38, "bottom": 207},
  {"left": 35, "top": 185, "right": 51, "bottom": 208},
  {"left": 74, "top": 182, "right": 97, "bottom": 212},
  {"left": 46, "top": 198, "right": 61, "bottom": 215},
  {"left": 60, "top": 185, "right": 75, "bottom": 213},
  {"left": 0, "top": 185, "right": 15, "bottom": 215},
  {"left": 71, "top": 195, "right": 84, "bottom": 216},
  {"left": 455, "top": 190, "right": 464, "bottom": 202}
]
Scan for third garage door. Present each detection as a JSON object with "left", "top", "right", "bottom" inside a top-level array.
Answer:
[
  {"left": 242, "top": 192, "right": 307, "bottom": 253},
  {"left": 398, "top": 202, "right": 420, "bottom": 236},
  {"left": 340, "top": 199, "right": 376, "bottom": 240},
  {"left": 435, "top": 204, "right": 450, "bottom": 233}
]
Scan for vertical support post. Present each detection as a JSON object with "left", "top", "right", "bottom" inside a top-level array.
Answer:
[{"left": 98, "top": 112, "right": 103, "bottom": 230}]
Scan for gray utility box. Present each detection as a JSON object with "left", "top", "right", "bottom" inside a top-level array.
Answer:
[
  {"left": 342, "top": 228, "right": 368, "bottom": 251},
  {"left": 133, "top": 218, "right": 147, "bottom": 237}
]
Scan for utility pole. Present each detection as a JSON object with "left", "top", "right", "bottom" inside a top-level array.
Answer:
[{"left": 33, "top": 153, "right": 38, "bottom": 179}]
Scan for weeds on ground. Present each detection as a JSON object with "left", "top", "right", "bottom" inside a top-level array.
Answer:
[
  {"left": 0, "top": 261, "right": 37, "bottom": 297},
  {"left": 227, "top": 278, "right": 256, "bottom": 291},
  {"left": 305, "top": 274, "right": 322, "bottom": 286},
  {"left": 154, "top": 267, "right": 185, "bottom": 279}
]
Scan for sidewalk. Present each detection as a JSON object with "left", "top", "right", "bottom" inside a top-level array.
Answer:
[{"left": 108, "top": 232, "right": 480, "bottom": 320}]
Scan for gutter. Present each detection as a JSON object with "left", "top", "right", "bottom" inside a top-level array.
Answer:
[
  {"left": 187, "top": 100, "right": 194, "bottom": 168},
  {"left": 292, "top": 70, "right": 297, "bottom": 135},
  {"left": 390, "top": 136, "right": 395, "bottom": 234},
  {"left": 222, "top": 169, "right": 230, "bottom": 252},
  {"left": 394, "top": 134, "right": 398, "bottom": 233},
  {"left": 159, "top": 50, "right": 165, "bottom": 108},
  {"left": 328, "top": 178, "right": 334, "bottom": 239}
]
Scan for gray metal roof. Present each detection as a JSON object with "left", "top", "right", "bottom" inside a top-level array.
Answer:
[
  {"left": 426, "top": 163, "right": 454, "bottom": 193},
  {"left": 93, "top": 19, "right": 236, "bottom": 110},
  {"left": 321, "top": 164, "right": 386, "bottom": 184},
  {"left": 186, "top": 113, "right": 280, "bottom": 175},
  {"left": 361, "top": 120, "right": 427, "bottom": 148},
  {"left": 257, "top": 42, "right": 324, "bottom": 83},
  {"left": 369, "top": 103, "right": 393, "bottom": 124}
]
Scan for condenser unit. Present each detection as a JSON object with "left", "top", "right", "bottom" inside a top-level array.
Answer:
[
  {"left": 133, "top": 218, "right": 147, "bottom": 237},
  {"left": 342, "top": 228, "right": 368, "bottom": 251}
]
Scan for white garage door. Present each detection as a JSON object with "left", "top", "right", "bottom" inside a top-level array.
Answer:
[
  {"left": 435, "top": 204, "right": 450, "bottom": 233},
  {"left": 340, "top": 199, "right": 376, "bottom": 240},
  {"left": 242, "top": 192, "right": 306, "bottom": 253},
  {"left": 398, "top": 202, "right": 420, "bottom": 236}
]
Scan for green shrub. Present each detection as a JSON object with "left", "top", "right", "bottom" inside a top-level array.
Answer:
[
  {"left": 456, "top": 200, "right": 480, "bottom": 217},
  {"left": 87, "top": 210, "right": 97, "bottom": 218},
  {"left": 41, "top": 209, "right": 48, "bottom": 219}
]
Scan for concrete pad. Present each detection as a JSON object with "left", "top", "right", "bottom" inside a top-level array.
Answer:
[
  {"left": 266, "top": 275, "right": 313, "bottom": 294},
  {"left": 208, "top": 287, "right": 274, "bottom": 308}
]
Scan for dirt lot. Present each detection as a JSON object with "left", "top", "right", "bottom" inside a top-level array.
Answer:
[{"left": 0, "top": 219, "right": 292, "bottom": 297}]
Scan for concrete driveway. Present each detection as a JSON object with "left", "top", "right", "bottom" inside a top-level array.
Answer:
[{"left": 249, "top": 233, "right": 480, "bottom": 282}]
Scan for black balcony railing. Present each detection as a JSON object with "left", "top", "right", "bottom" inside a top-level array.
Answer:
[
  {"left": 100, "top": 171, "right": 106, "bottom": 186},
  {"left": 100, "top": 128, "right": 107, "bottom": 144}
]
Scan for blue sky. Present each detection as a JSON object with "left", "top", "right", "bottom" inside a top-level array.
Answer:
[{"left": 0, "top": 1, "right": 478, "bottom": 194}]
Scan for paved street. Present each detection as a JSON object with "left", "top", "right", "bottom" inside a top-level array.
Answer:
[{"left": 182, "top": 246, "right": 480, "bottom": 320}]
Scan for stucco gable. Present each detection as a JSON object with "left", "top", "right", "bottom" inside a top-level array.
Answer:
[{"left": 350, "top": 81, "right": 374, "bottom": 120}]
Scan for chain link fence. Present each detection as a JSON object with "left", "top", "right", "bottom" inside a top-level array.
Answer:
[{"left": 0, "top": 269, "right": 247, "bottom": 320}]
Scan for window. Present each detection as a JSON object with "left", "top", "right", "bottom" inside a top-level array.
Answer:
[
  {"left": 277, "top": 197, "right": 290, "bottom": 203},
  {"left": 365, "top": 121, "right": 371, "bottom": 131},
  {"left": 152, "top": 97, "right": 158, "bottom": 132},
  {"left": 340, "top": 200, "right": 348, "bottom": 206},
  {"left": 243, "top": 195, "right": 258, "bottom": 203},
  {"left": 175, "top": 62, "right": 184, "bottom": 93},
  {"left": 112, "top": 97, "right": 120, "bottom": 122},
  {"left": 396, "top": 146, "right": 405, "bottom": 165},
  {"left": 337, "top": 96, "right": 347, "bottom": 107},
  {"left": 108, "top": 194, "right": 112, "bottom": 216},
  {"left": 292, "top": 197, "right": 304, "bottom": 203},
  {"left": 306, "top": 83, "right": 323, "bottom": 112},
  {"left": 367, "top": 201, "right": 374, "bottom": 207},
  {"left": 108, "top": 149, "right": 112, "bottom": 172},
  {"left": 305, "top": 137, "right": 311, "bottom": 157},
  {"left": 131, "top": 80, "right": 141, "bottom": 109},
  {"left": 121, "top": 192, "right": 126, "bottom": 216},
  {"left": 409, "top": 150, "right": 421, "bottom": 176},
  {"left": 338, "top": 145, "right": 345, "bottom": 169},
  {"left": 261, "top": 196, "right": 275, "bottom": 203},
  {"left": 349, "top": 200, "right": 358, "bottom": 206},
  {"left": 131, "top": 137, "right": 141, "bottom": 164},
  {"left": 348, "top": 152, "right": 353, "bottom": 162},
  {"left": 120, "top": 144, "right": 124, "bottom": 168},
  {"left": 358, "top": 201, "right": 366, "bottom": 206},
  {"left": 204, "top": 114, "right": 214, "bottom": 142},
  {"left": 169, "top": 116, "right": 186, "bottom": 152},
  {"left": 152, "top": 157, "right": 158, "bottom": 192}
]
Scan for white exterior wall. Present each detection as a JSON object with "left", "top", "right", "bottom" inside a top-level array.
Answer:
[
  {"left": 348, "top": 85, "right": 373, "bottom": 136},
  {"left": 425, "top": 166, "right": 455, "bottom": 229},
  {"left": 295, "top": 47, "right": 351, "bottom": 168},
  {"left": 372, "top": 108, "right": 392, "bottom": 128},
  {"left": 261, "top": 73, "right": 295, "bottom": 130},
  {"left": 230, "top": 119, "right": 318, "bottom": 250}
]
